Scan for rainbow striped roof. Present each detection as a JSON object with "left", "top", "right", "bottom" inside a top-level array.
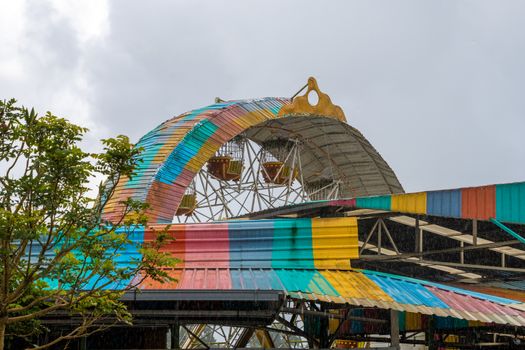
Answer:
[
  {"left": 76, "top": 218, "right": 525, "bottom": 326},
  {"left": 351, "top": 181, "right": 525, "bottom": 225}
]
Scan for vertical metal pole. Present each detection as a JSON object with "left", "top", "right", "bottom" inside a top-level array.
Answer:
[
  {"left": 502, "top": 253, "right": 506, "bottom": 267},
  {"left": 415, "top": 217, "right": 423, "bottom": 259},
  {"left": 378, "top": 219, "right": 382, "bottom": 255},
  {"left": 415, "top": 217, "right": 420, "bottom": 253},
  {"left": 427, "top": 317, "right": 437, "bottom": 350},
  {"left": 419, "top": 228, "right": 423, "bottom": 259},
  {"left": 319, "top": 305, "right": 329, "bottom": 348},
  {"left": 170, "top": 323, "right": 180, "bottom": 349},
  {"left": 460, "top": 241, "right": 464, "bottom": 264},
  {"left": 473, "top": 219, "right": 478, "bottom": 246},
  {"left": 390, "top": 310, "right": 400, "bottom": 349}
]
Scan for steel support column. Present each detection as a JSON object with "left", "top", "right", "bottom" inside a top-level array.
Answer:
[
  {"left": 473, "top": 219, "right": 478, "bottom": 246},
  {"left": 235, "top": 328, "right": 255, "bottom": 348},
  {"left": 255, "top": 329, "right": 275, "bottom": 349},
  {"left": 415, "top": 217, "right": 421, "bottom": 255},
  {"left": 170, "top": 323, "right": 180, "bottom": 349},
  {"left": 390, "top": 310, "right": 400, "bottom": 350},
  {"left": 319, "top": 305, "right": 330, "bottom": 348}
]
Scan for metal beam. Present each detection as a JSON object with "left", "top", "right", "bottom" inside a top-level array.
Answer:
[
  {"left": 275, "top": 315, "right": 319, "bottom": 346},
  {"left": 358, "top": 240, "right": 482, "bottom": 280},
  {"left": 473, "top": 219, "right": 478, "bottom": 246},
  {"left": 181, "top": 325, "right": 210, "bottom": 349},
  {"left": 288, "top": 301, "right": 302, "bottom": 328},
  {"left": 390, "top": 310, "right": 400, "bottom": 350},
  {"left": 261, "top": 326, "right": 307, "bottom": 337},
  {"left": 402, "top": 259, "right": 525, "bottom": 273},
  {"left": 358, "top": 239, "right": 522, "bottom": 261},
  {"left": 128, "top": 310, "right": 277, "bottom": 318},
  {"left": 389, "top": 215, "right": 525, "bottom": 261},
  {"left": 491, "top": 218, "right": 525, "bottom": 244},
  {"left": 234, "top": 328, "right": 255, "bottom": 349},
  {"left": 282, "top": 307, "right": 387, "bottom": 323},
  {"left": 381, "top": 219, "right": 400, "bottom": 254},
  {"left": 181, "top": 324, "right": 205, "bottom": 349},
  {"left": 255, "top": 329, "right": 275, "bottom": 349},
  {"left": 415, "top": 216, "right": 420, "bottom": 253},
  {"left": 328, "top": 309, "right": 349, "bottom": 345},
  {"left": 121, "top": 289, "right": 284, "bottom": 302},
  {"left": 170, "top": 323, "right": 180, "bottom": 349},
  {"left": 378, "top": 218, "right": 382, "bottom": 255},
  {"left": 359, "top": 219, "right": 380, "bottom": 254}
]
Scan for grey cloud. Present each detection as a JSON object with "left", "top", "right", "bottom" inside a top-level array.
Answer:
[
  {"left": 2, "top": 0, "right": 525, "bottom": 192},
  {"left": 1, "top": 1, "right": 81, "bottom": 101}
]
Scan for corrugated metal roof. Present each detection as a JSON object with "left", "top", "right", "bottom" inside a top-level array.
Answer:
[
  {"left": 463, "top": 281, "right": 525, "bottom": 302},
  {"left": 352, "top": 181, "right": 525, "bottom": 225},
  {"left": 245, "top": 116, "right": 404, "bottom": 198},
  {"left": 244, "top": 181, "right": 525, "bottom": 226},
  {"left": 36, "top": 217, "right": 523, "bottom": 327},
  {"left": 136, "top": 267, "right": 525, "bottom": 326},
  {"left": 134, "top": 219, "right": 525, "bottom": 326},
  {"left": 144, "top": 218, "right": 359, "bottom": 269},
  {"left": 25, "top": 216, "right": 524, "bottom": 327},
  {"left": 497, "top": 183, "right": 525, "bottom": 224}
]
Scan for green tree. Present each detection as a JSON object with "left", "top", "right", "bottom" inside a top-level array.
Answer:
[{"left": 0, "top": 99, "right": 177, "bottom": 349}]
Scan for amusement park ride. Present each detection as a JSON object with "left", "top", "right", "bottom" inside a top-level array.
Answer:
[{"left": 48, "top": 78, "right": 525, "bottom": 349}]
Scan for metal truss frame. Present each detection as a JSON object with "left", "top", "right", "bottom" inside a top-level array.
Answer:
[
  {"left": 174, "top": 138, "right": 341, "bottom": 223},
  {"left": 58, "top": 293, "right": 525, "bottom": 349},
  {"left": 164, "top": 299, "right": 396, "bottom": 349},
  {"left": 174, "top": 300, "right": 313, "bottom": 349},
  {"left": 356, "top": 214, "right": 525, "bottom": 282},
  {"left": 163, "top": 298, "right": 524, "bottom": 349}
]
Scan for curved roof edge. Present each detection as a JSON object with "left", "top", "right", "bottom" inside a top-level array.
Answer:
[{"left": 102, "top": 97, "right": 403, "bottom": 223}]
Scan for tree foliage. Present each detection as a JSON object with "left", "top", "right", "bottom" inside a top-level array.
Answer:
[{"left": 0, "top": 99, "right": 177, "bottom": 349}]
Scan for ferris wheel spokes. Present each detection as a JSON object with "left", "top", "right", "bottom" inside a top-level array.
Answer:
[{"left": 173, "top": 137, "right": 343, "bottom": 223}]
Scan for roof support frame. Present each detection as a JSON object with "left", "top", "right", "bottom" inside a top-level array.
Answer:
[{"left": 359, "top": 239, "right": 523, "bottom": 262}]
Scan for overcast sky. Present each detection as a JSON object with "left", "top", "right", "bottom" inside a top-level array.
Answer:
[{"left": 1, "top": 0, "right": 524, "bottom": 192}]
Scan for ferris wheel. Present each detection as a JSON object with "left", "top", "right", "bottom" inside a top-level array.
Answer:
[
  {"left": 102, "top": 78, "right": 403, "bottom": 225},
  {"left": 175, "top": 135, "right": 343, "bottom": 223}
]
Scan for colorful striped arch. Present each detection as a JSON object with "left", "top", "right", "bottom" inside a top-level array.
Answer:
[
  {"left": 354, "top": 181, "right": 525, "bottom": 225},
  {"left": 102, "top": 98, "right": 289, "bottom": 223},
  {"left": 102, "top": 97, "right": 403, "bottom": 223}
]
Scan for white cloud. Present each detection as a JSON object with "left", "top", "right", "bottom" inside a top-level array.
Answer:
[
  {"left": 0, "top": 1, "right": 27, "bottom": 81},
  {"left": 48, "top": 0, "right": 109, "bottom": 43}
]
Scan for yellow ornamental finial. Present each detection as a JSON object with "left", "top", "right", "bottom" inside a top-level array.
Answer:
[{"left": 278, "top": 77, "right": 346, "bottom": 122}]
